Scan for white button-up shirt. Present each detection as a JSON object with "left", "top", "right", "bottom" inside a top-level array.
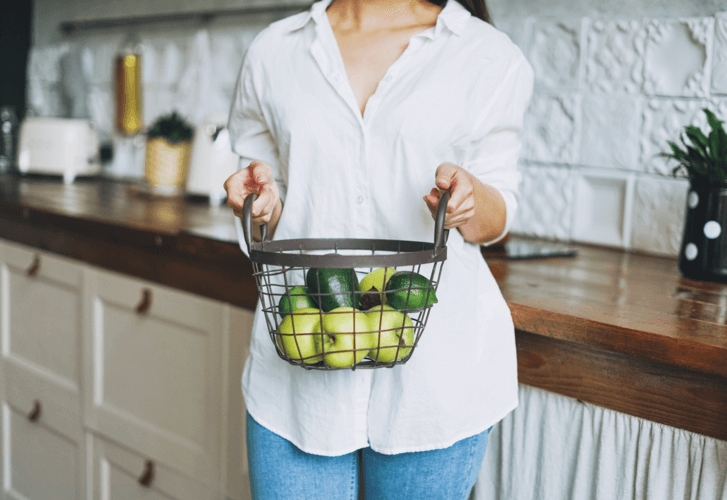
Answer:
[{"left": 228, "top": 0, "right": 533, "bottom": 456}]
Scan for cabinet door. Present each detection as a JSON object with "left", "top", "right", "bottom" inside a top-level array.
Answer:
[
  {"left": 223, "top": 306, "right": 254, "bottom": 500},
  {"left": 91, "top": 434, "right": 214, "bottom": 500},
  {"left": 0, "top": 241, "right": 86, "bottom": 499},
  {"left": 84, "top": 269, "right": 224, "bottom": 488}
]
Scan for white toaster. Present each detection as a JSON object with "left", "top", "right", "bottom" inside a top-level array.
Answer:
[{"left": 17, "top": 117, "right": 100, "bottom": 183}]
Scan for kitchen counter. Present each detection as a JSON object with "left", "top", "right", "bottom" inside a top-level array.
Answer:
[{"left": 1, "top": 175, "right": 725, "bottom": 441}]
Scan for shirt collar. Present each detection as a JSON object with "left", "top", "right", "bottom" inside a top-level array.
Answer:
[{"left": 286, "top": 0, "right": 470, "bottom": 37}]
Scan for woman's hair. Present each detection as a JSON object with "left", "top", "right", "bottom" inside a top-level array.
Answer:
[{"left": 428, "top": 0, "right": 493, "bottom": 25}]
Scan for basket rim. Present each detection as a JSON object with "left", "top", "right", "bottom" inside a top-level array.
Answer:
[{"left": 248, "top": 237, "right": 447, "bottom": 268}]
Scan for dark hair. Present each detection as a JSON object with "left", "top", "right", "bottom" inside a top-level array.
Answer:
[{"left": 428, "top": 0, "right": 493, "bottom": 25}]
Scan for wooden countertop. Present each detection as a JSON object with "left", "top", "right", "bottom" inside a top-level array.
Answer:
[{"left": 1, "top": 175, "right": 726, "bottom": 440}]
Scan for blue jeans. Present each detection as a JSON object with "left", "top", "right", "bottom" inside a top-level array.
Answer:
[{"left": 246, "top": 412, "right": 491, "bottom": 500}]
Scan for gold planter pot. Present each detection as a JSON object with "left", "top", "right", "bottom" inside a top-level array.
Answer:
[{"left": 144, "top": 138, "right": 191, "bottom": 193}]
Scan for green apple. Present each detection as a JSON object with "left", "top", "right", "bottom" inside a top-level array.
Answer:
[
  {"left": 359, "top": 267, "right": 398, "bottom": 309},
  {"left": 276, "top": 308, "right": 324, "bottom": 364},
  {"left": 366, "top": 305, "right": 414, "bottom": 363},
  {"left": 320, "top": 307, "right": 375, "bottom": 368}
]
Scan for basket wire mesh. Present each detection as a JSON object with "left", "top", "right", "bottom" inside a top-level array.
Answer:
[{"left": 239, "top": 191, "right": 450, "bottom": 370}]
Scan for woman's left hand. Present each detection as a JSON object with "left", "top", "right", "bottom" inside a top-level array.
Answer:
[{"left": 423, "top": 163, "right": 476, "bottom": 230}]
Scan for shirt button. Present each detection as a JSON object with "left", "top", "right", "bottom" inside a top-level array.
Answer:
[
  {"left": 357, "top": 196, "right": 364, "bottom": 204},
  {"left": 384, "top": 75, "right": 392, "bottom": 82}
]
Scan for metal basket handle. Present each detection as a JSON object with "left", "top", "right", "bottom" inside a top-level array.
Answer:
[
  {"left": 236, "top": 189, "right": 449, "bottom": 255},
  {"left": 434, "top": 189, "right": 450, "bottom": 255},
  {"left": 238, "top": 192, "right": 269, "bottom": 255}
]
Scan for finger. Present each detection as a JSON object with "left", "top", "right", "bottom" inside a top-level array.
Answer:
[
  {"left": 251, "top": 188, "right": 273, "bottom": 217},
  {"left": 423, "top": 188, "right": 440, "bottom": 209},
  {"left": 434, "top": 163, "right": 458, "bottom": 191},
  {"left": 259, "top": 189, "right": 279, "bottom": 223},
  {"left": 225, "top": 173, "right": 248, "bottom": 210},
  {"left": 445, "top": 173, "right": 473, "bottom": 215}
]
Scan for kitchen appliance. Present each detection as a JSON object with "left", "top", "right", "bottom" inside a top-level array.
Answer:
[
  {"left": 186, "top": 112, "right": 238, "bottom": 205},
  {"left": 0, "top": 106, "right": 18, "bottom": 174},
  {"left": 17, "top": 117, "right": 100, "bottom": 183}
]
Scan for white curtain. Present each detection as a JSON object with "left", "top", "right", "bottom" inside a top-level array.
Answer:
[{"left": 474, "top": 384, "right": 727, "bottom": 500}]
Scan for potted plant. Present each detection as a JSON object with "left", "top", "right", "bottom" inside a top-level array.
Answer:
[
  {"left": 144, "top": 112, "right": 194, "bottom": 194},
  {"left": 665, "top": 108, "right": 727, "bottom": 281}
]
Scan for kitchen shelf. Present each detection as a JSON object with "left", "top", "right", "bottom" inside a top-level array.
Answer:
[{"left": 59, "top": 3, "right": 311, "bottom": 34}]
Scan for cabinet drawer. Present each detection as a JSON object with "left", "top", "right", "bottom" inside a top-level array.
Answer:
[
  {"left": 91, "top": 434, "right": 214, "bottom": 500},
  {"left": 84, "top": 269, "right": 224, "bottom": 487},
  {"left": 1, "top": 241, "right": 84, "bottom": 396},
  {"left": 2, "top": 402, "right": 84, "bottom": 500}
]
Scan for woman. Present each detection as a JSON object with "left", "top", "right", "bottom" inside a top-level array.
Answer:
[{"left": 224, "top": 0, "right": 533, "bottom": 497}]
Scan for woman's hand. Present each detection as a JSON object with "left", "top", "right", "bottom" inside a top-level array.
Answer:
[
  {"left": 423, "top": 162, "right": 507, "bottom": 245},
  {"left": 224, "top": 160, "right": 283, "bottom": 238},
  {"left": 423, "top": 163, "right": 475, "bottom": 230}
]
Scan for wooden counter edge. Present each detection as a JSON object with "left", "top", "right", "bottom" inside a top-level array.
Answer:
[
  {"left": 0, "top": 211, "right": 259, "bottom": 311},
  {"left": 509, "top": 302, "right": 727, "bottom": 380},
  {"left": 516, "top": 330, "right": 727, "bottom": 442}
]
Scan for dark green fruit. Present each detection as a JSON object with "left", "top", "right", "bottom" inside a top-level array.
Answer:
[
  {"left": 306, "top": 268, "right": 360, "bottom": 312},
  {"left": 385, "top": 272, "right": 437, "bottom": 310}
]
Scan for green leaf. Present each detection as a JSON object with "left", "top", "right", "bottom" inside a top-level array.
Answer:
[
  {"left": 684, "top": 125, "right": 710, "bottom": 157},
  {"left": 717, "top": 127, "right": 727, "bottom": 161},
  {"left": 704, "top": 108, "right": 724, "bottom": 135},
  {"left": 665, "top": 140, "right": 687, "bottom": 161}
]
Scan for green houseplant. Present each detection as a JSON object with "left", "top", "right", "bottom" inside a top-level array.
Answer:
[
  {"left": 665, "top": 108, "right": 727, "bottom": 281},
  {"left": 144, "top": 112, "right": 194, "bottom": 193}
]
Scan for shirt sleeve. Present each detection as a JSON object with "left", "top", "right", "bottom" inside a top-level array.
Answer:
[
  {"left": 227, "top": 44, "right": 287, "bottom": 203},
  {"left": 464, "top": 54, "right": 534, "bottom": 246}
]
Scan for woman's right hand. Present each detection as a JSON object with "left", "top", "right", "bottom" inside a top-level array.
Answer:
[{"left": 224, "top": 160, "right": 282, "bottom": 227}]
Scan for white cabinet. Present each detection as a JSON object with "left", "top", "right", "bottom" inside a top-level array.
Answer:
[
  {"left": 0, "top": 241, "right": 87, "bottom": 499},
  {"left": 222, "top": 306, "right": 254, "bottom": 500},
  {"left": 83, "top": 270, "right": 225, "bottom": 488},
  {"left": 90, "top": 434, "right": 214, "bottom": 500},
  {"left": 0, "top": 238, "right": 255, "bottom": 500}
]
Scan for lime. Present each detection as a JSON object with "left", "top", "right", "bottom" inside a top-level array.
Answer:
[
  {"left": 385, "top": 272, "right": 438, "bottom": 310},
  {"left": 278, "top": 286, "right": 318, "bottom": 316}
]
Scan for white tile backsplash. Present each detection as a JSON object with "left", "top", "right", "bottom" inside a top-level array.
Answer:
[
  {"left": 713, "top": 12, "right": 727, "bottom": 95},
  {"left": 643, "top": 17, "right": 714, "bottom": 97},
  {"left": 585, "top": 19, "right": 646, "bottom": 94},
  {"left": 571, "top": 169, "right": 635, "bottom": 248},
  {"left": 527, "top": 19, "right": 584, "bottom": 90},
  {"left": 640, "top": 98, "right": 708, "bottom": 175},
  {"left": 631, "top": 176, "right": 688, "bottom": 256},
  {"left": 522, "top": 93, "right": 581, "bottom": 164},
  {"left": 511, "top": 164, "right": 574, "bottom": 240},
  {"left": 579, "top": 94, "right": 642, "bottom": 170}
]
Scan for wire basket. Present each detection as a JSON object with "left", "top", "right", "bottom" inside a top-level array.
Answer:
[{"left": 237, "top": 191, "right": 450, "bottom": 370}]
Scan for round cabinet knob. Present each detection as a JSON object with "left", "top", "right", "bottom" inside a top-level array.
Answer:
[
  {"left": 137, "top": 459, "right": 155, "bottom": 487},
  {"left": 27, "top": 400, "right": 41, "bottom": 422}
]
